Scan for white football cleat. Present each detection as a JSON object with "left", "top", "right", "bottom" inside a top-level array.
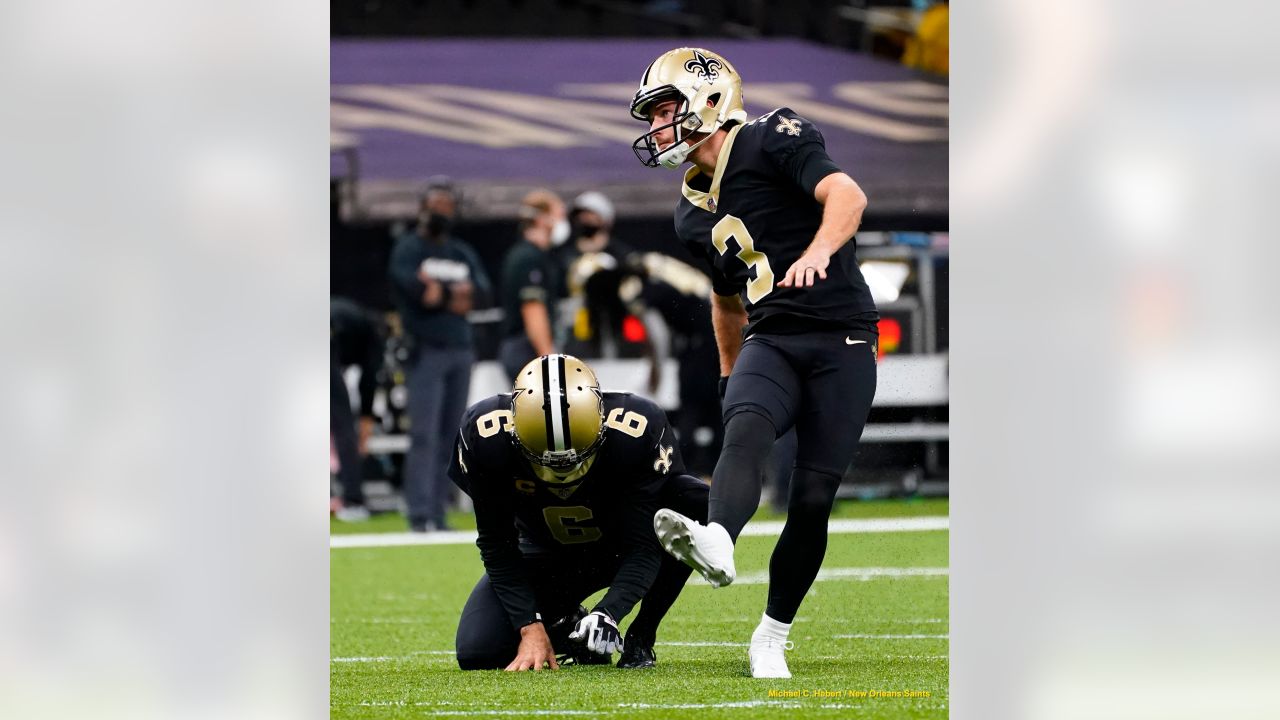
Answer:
[
  {"left": 653, "top": 509, "right": 736, "bottom": 587},
  {"left": 749, "top": 636, "right": 794, "bottom": 679}
]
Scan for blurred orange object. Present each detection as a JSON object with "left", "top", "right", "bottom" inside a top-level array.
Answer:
[{"left": 878, "top": 317, "right": 902, "bottom": 354}]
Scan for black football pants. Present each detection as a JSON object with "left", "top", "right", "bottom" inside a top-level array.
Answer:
[{"left": 711, "top": 327, "right": 877, "bottom": 623}]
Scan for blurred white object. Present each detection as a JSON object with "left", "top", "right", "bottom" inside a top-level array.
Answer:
[
  {"left": 860, "top": 260, "right": 911, "bottom": 303},
  {"left": 333, "top": 506, "right": 370, "bottom": 523},
  {"left": 571, "top": 191, "right": 615, "bottom": 225}
]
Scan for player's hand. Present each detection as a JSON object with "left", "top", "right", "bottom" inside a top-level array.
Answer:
[
  {"left": 447, "top": 281, "right": 474, "bottom": 315},
  {"left": 568, "top": 610, "right": 623, "bottom": 656},
  {"left": 778, "top": 246, "right": 833, "bottom": 288},
  {"left": 505, "top": 622, "right": 560, "bottom": 672},
  {"left": 419, "top": 276, "right": 444, "bottom": 306}
]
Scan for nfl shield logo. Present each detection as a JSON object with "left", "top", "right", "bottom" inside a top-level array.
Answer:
[{"left": 708, "top": 197, "right": 716, "bottom": 212}]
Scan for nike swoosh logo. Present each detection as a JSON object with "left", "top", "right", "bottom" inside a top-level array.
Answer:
[{"left": 845, "top": 338, "right": 867, "bottom": 345}]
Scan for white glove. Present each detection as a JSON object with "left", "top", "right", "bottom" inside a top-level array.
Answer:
[{"left": 568, "top": 610, "right": 623, "bottom": 656}]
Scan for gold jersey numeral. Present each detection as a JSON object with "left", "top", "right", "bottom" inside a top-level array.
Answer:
[
  {"left": 711, "top": 214, "right": 775, "bottom": 304},
  {"left": 542, "top": 506, "right": 603, "bottom": 545},
  {"left": 605, "top": 408, "right": 648, "bottom": 438},
  {"left": 475, "top": 409, "right": 513, "bottom": 438}
]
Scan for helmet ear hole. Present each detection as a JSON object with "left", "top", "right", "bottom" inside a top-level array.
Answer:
[{"left": 707, "top": 92, "right": 721, "bottom": 107}]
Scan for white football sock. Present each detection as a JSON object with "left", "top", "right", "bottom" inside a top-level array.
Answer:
[{"left": 752, "top": 613, "right": 792, "bottom": 642}]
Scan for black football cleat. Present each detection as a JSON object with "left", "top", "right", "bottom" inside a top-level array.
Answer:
[
  {"left": 548, "top": 605, "right": 589, "bottom": 646},
  {"left": 559, "top": 649, "right": 612, "bottom": 666},
  {"left": 617, "top": 636, "right": 657, "bottom": 669},
  {"left": 550, "top": 606, "right": 611, "bottom": 666}
]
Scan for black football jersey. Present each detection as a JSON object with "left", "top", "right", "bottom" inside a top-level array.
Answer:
[
  {"left": 448, "top": 391, "right": 682, "bottom": 627},
  {"left": 674, "top": 107, "right": 879, "bottom": 337}
]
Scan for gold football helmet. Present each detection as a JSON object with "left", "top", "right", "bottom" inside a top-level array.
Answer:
[
  {"left": 511, "top": 354, "right": 606, "bottom": 480},
  {"left": 630, "top": 47, "right": 748, "bottom": 169}
]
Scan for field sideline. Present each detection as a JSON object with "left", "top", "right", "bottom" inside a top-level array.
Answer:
[{"left": 331, "top": 499, "right": 948, "bottom": 719}]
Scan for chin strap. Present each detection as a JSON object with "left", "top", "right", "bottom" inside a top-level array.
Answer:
[{"left": 660, "top": 131, "right": 716, "bottom": 168}]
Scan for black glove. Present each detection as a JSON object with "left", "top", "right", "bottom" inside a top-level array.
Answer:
[
  {"left": 568, "top": 610, "right": 623, "bottom": 656},
  {"left": 718, "top": 376, "right": 730, "bottom": 399}
]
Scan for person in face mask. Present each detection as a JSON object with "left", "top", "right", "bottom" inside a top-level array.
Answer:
[
  {"left": 388, "top": 178, "right": 493, "bottom": 532},
  {"left": 498, "top": 188, "right": 567, "bottom": 380},
  {"left": 557, "top": 191, "right": 642, "bottom": 362}
]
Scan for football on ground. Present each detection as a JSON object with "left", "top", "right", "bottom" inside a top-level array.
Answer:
[{"left": 331, "top": 499, "right": 948, "bottom": 719}]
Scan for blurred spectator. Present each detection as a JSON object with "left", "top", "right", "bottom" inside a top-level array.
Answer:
[
  {"left": 558, "top": 191, "right": 642, "bottom": 360},
  {"left": 388, "top": 179, "right": 493, "bottom": 532},
  {"left": 499, "top": 189, "right": 567, "bottom": 379},
  {"left": 330, "top": 297, "right": 385, "bottom": 522},
  {"left": 621, "top": 253, "right": 723, "bottom": 475},
  {"left": 903, "top": 0, "right": 948, "bottom": 76}
]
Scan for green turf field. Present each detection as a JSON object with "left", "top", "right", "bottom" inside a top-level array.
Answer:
[{"left": 331, "top": 500, "right": 948, "bottom": 718}]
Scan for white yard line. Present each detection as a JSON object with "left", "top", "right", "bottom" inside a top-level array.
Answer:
[
  {"left": 333, "top": 650, "right": 457, "bottom": 662},
  {"left": 331, "top": 516, "right": 948, "bottom": 549},
  {"left": 702, "top": 566, "right": 949, "bottom": 586},
  {"left": 814, "top": 654, "right": 948, "bottom": 660},
  {"left": 834, "top": 633, "right": 950, "bottom": 639},
  {"left": 750, "top": 517, "right": 949, "bottom": 535},
  {"left": 619, "top": 701, "right": 811, "bottom": 710},
  {"left": 344, "top": 707, "right": 684, "bottom": 716},
  {"left": 331, "top": 530, "right": 481, "bottom": 548},
  {"left": 346, "top": 700, "right": 947, "bottom": 714},
  {"left": 656, "top": 641, "right": 750, "bottom": 647},
  {"left": 333, "top": 642, "right": 947, "bottom": 663}
]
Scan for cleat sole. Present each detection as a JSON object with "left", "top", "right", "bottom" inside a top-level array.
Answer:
[{"left": 654, "top": 510, "right": 732, "bottom": 588}]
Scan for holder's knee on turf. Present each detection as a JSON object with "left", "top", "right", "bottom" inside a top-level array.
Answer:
[{"left": 456, "top": 651, "right": 510, "bottom": 671}]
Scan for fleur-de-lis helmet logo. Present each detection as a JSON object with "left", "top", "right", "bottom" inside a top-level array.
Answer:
[{"left": 683, "top": 50, "right": 723, "bottom": 81}]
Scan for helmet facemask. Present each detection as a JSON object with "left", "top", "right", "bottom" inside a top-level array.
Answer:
[
  {"left": 631, "top": 91, "right": 711, "bottom": 169},
  {"left": 629, "top": 48, "right": 747, "bottom": 169}
]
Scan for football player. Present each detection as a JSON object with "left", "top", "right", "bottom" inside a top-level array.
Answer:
[
  {"left": 449, "top": 354, "right": 708, "bottom": 671},
  {"left": 629, "top": 48, "right": 880, "bottom": 678}
]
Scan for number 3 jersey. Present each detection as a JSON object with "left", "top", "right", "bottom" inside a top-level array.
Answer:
[
  {"left": 674, "top": 107, "right": 879, "bottom": 337},
  {"left": 447, "top": 391, "right": 682, "bottom": 627}
]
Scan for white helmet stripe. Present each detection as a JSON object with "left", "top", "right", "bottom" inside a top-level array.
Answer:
[{"left": 546, "top": 355, "right": 566, "bottom": 451}]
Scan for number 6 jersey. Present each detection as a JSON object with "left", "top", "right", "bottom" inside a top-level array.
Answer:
[
  {"left": 447, "top": 391, "right": 682, "bottom": 628},
  {"left": 674, "top": 107, "right": 879, "bottom": 337}
]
